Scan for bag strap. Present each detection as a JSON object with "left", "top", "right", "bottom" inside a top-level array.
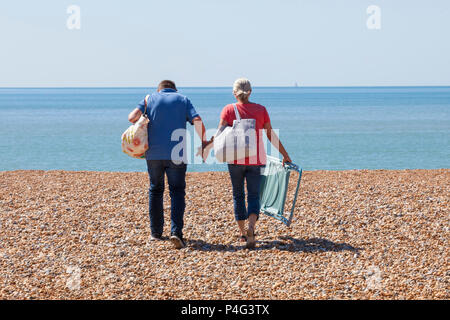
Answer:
[
  {"left": 233, "top": 103, "right": 241, "bottom": 121},
  {"left": 143, "top": 94, "right": 150, "bottom": 115}
]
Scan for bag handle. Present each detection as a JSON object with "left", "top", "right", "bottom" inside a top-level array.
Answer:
[
  {"left": 233, "top": 103, "right": 241, "bottom": 121},
  {"left": 143, "top": 94, "right": 150, "bottom": 116}
]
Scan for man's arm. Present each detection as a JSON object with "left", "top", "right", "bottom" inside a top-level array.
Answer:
[
  {"left": 192, "top": 116, "right": 211, "bottom": 162},
  {"left": 192, "top": 116, "right": 207, "bottom": 142},
  {"left": 128, "top": 108, "right": 142, "bottom": 123}
]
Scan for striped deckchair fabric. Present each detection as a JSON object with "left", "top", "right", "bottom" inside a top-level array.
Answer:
[{"left": 259, "top": 156, "right": 303, "bottom": 226}]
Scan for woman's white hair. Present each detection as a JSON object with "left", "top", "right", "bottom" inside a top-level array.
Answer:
[{"left": 233, "top": 78, "right": 252, "bottom": 99}]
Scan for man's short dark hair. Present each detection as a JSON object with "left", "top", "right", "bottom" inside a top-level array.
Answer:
[{"left": 158, "top": 80, "right": 177, "bottom": 91}]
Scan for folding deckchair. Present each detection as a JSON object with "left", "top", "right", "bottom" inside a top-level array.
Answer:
[{"left": 259, "top": 156, "right": 303, "bottom": 227}]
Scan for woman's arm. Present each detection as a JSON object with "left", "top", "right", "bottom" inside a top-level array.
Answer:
[
  {"left": 214, "top": 118, "right": 229, "bottom": 137},
  {"left": 263, "top": 121, "right": 292, "bottom": 165},
  {"left": 205, "top": 118, "right": 229, "bottom": 146}
]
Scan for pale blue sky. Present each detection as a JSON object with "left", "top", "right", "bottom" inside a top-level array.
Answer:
[{"left": 0, "top": 0, "right": 449, "bottom": 87}]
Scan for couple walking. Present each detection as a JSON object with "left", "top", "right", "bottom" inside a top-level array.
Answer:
[{"left": 128, "top": 78, "right": 291, "bottom": 249}]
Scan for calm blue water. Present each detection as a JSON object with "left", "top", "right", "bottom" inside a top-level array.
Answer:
[{"left": 0, "top": 87, "right": 449, "bottom": 172}]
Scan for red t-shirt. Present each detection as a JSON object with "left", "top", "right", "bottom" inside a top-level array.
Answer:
[{"left": 220, "top": 102, "right": 270, "bottom": 166}]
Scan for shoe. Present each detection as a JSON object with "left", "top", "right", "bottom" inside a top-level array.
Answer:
[
  {"left": 150, "top": 233, "right": 163, "bottom": 241},
  {"left": 170, "top": 233, "right": 186, "bottom": 249},
  {"left": 246, "top": 229, "right": 256, "bottom": 249}
]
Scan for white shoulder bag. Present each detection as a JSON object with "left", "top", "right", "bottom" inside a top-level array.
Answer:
[{"left": 214, "top": 104, "right": 257, "bottom": 163}]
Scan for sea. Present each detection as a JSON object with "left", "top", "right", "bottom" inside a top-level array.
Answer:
[{"left": 0, "top": 87, "right": 449, "bottom": 172}]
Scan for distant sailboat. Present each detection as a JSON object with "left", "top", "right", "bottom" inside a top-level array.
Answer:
[{"left": 294, "top": 82, "right": 299, "bottom": 87}]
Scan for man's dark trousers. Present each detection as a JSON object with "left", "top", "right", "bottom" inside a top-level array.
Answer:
[{"left": 146, "top": 160, "right": 187, "bottom": 238}]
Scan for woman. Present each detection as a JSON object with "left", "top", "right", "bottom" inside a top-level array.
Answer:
[{"left": 204, "top": 78, "right": 291, "bottom": 248}]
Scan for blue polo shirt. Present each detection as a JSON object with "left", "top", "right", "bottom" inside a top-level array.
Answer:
[{"left": 137, "top": 88, "right": 199, "bottom": 161}]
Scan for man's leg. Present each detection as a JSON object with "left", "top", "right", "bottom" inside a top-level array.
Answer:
[
  {"left": 165, "top": 160, "right": 187, "bottom": 240},
  {"left": 146, "top": 160, "right": 165, "bottom": 237}
]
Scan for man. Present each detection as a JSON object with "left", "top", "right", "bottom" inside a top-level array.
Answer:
[{"left": 128, "top": 80, "right": 207, "bottom": 249}]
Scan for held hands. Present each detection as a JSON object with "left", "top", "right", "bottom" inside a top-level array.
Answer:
[{"left": 196, "top": 138, "right": 214, "bottom": 162}]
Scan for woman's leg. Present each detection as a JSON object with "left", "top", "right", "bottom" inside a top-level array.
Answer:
[
  {"left": 245, "top": 165, "right": 262, "bottom": 247},
  {"left": 227, "top": 164, "right": 247, "bottom": 237},
  {"left": 237, "top": 220, "right": 246, "bottom": 238}
]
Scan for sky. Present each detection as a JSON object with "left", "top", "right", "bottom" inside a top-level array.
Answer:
[{"left": 0, "top": 0, "right": 449, "bottom": 87}]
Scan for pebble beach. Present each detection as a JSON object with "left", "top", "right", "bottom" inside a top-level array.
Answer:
[{"left": 0, "top": 169, "right": 448, "bottom": 299}]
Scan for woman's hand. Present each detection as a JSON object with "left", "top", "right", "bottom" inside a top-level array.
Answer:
[{"left": 282, "top": 153, "right": 292, "bottom": 165}]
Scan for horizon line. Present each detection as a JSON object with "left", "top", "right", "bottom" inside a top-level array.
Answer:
[{"left": 1, "top": 85, "right": 450, "bottom": 89}]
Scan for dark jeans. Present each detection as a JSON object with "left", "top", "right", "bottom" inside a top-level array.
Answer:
[
  {"left": 227, "top": 164, "right": 263, "bottom": 221},
  {"left": 146, "top": 160, "right": 187, "bottom": 237}
]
